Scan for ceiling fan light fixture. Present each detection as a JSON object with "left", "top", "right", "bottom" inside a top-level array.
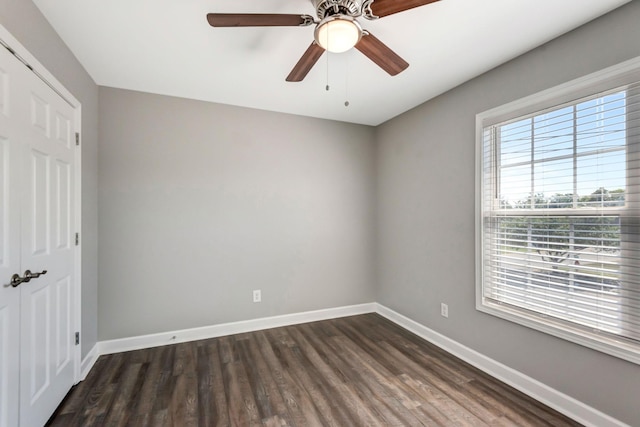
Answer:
[{"left": 314, "top": 15, "right": 362, "bottom": 53}]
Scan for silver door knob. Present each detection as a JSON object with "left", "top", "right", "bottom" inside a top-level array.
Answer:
[{"left": 10, "top": 270, "right": 47, "bottom": 287}]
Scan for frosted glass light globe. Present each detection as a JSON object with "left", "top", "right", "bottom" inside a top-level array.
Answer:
[{"left": 315, "top": 16, "right": 362, "bottom": 53}]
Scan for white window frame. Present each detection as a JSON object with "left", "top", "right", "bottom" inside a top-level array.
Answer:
[{"left": 476, "top": 56, "right": 640, "bottom": 365}]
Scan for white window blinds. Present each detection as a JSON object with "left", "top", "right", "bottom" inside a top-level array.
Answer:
[{"left": 479, "top": 78, "right": 640, "bottom": 362}]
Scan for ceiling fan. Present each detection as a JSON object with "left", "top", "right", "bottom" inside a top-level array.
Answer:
[{"left": 207, "top": 0, "right": 440, "bottom": 82}]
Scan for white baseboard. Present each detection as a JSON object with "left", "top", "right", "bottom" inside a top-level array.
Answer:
[
  {"left": 98, "top": 302, "right": 377, "bottom": 355},
  {"left": 375, "top": 304, "right": 628, "bottom": 427},
  {"left": 79, "top": 344, "right": 99, "bottom": 381},
  {"left": 89, "top": 301, "right": 626, "bottom": 427}
]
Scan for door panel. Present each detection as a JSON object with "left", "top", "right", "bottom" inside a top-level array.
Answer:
[
  {"left": 54, "top": 276, "right": 71, "bottom": 374},
  {"left": 54, "top": 160, "right": 71, "bottom": 250},
  {"left": 54, "top": 112, "right": 71, "bottom": 149},
  {"left": 28, "top": 284, "right": 51, "bottom": 403},
  {"left": 30, "top": 93, "right": 50, "bottom": 137},
  {"left": 0, "top": 304, "right": 18, "bottom": 427},
  {"left": 0, "top": 138, "right": 9, "bottom": 267},
  {"left": 0, "top": 68, "right": 7, "bottom": 115},
  {"left": 29, "top": 148, "right": 50, "bottom": 257}
]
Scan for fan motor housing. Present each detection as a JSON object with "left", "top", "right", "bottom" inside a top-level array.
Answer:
[{"left": 313, "top": 0, "right": 362, "bottom": 18}]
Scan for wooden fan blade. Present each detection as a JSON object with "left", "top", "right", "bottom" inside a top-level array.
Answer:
[
  {"left": 286, "top": 42, "right": 325, "bottom": 82},
  {"left": 355, "top": 32, "right": 409, "bottom": 76},
  {"left": 368, "top": 0, "right": 440, "bottom": 18},
  {"left": 207, "top": 13, "right": 314, "bottom": 27}
]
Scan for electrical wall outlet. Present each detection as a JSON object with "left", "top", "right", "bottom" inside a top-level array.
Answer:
[
  {"left": 441, "top": 303, "right": 449, "bottom": 318},
  {"left": 253, "top": 289, "right": 261, "bottom": 303}
]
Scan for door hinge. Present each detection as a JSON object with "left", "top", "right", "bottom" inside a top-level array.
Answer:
[
  {"left": 75, "top": 332, "right": 80, "bottom": 346},
  {"left": 75, "top": 232, "right": 79, "bottom": 246},
  {"left": 75, "top": 132, "right": 80, "bottom": 146}
]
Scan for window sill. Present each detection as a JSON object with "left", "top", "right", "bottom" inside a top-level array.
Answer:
[{"left": 476, "top": 297, "right": 640, "bottom": 366}]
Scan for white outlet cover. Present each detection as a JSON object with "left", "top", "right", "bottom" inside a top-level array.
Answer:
[{"left": 441, "top": 303, "right": 449, "bottom": 318}]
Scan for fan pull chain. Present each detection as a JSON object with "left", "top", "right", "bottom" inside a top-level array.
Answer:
[
  {"left": 326, "top": 51, "right": 330, "bottom": 91},
  {"left": 325, "top": 30, "right": 330, "bottom": 91},
  {"left": 344, "top": 53, "right": 350, "bottom": 107}
]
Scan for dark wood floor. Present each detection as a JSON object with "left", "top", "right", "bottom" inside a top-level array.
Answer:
[{"left": 47, "top": 314, "right": 581, "bottom": 426}]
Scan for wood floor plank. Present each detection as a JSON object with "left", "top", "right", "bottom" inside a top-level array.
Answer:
[
  {"left": 303, "top": 323, "right": 417, "bottom": 425},
  {"left": 195, "top": 343, "right": 215, "bottom": 427},
  {"left": 330, "top": 320, "right": 494, "bottom": 425},
  {"left": 253, "top": 331, "right": 315, "bottom": 426},
  {"left": 47, "top": 314, "right": 582, "bottom": 427},
  {"left": 321, "top": 333, "right": 428, "bottom": 425},
  {"left": 263, "top": 328, "right": 341, "bottom": 426},
  {"left": 378, "top": 340, "right": 502, "bottom": 423},
  {"left": 344, "top": 317, "right": 473, "bottom": 385},
  {"left": 292, "top": 324, "right": 398, "bottom": 426},
  {"left": 399, "top": 373, "right": 489, "bottom": 427},
  {"left": 242, "top": 334, "right": 293, "bottom": 423},
  {"left": 204, "top": 340, "right": 231, "bottom": 427},
  {"left": 101, "top": 362, "right": 143, "bottom": 427}
]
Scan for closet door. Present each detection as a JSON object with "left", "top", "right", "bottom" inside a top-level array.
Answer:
[
  {"left": 0, "top": 44, "right": 23, "bottom": 427},
  {"left": 17, "top": 51, "right": 76, "bottom": 427},
  {"left": 0, "top": 43, "right": 77, "bottom": 427}
]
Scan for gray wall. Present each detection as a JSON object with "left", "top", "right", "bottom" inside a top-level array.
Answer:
[
  {"left": 0, "top": 1, "right": 99, "bottom": 359},
  {"left": 98, "top": 88, "right": 376, "bottom": 340},
  {"left": 376, "top": 2, "right": 640, "bottom": 425}
]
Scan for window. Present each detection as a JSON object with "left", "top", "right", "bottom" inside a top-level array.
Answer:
[{"left": 476, "top": 60, "right": 640, "bottom": 363}]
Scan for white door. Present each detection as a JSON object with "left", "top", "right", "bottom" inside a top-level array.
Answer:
[
  {"left": 0, "top": 44, "right": 23, "bottom": 427},
  {"left": 0, "top": 42, "right": 77, "bottom": 427}
]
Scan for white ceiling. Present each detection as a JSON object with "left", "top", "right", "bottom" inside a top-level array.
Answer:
[{"left": 33, "top": 0, "right": 630, "bottom": 126}]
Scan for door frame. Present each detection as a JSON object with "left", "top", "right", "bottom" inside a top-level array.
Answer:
[{"left": 0, "top": 24, "right": 83, "bottom": 383}]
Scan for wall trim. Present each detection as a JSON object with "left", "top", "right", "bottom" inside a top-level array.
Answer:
[
  {"left": 375, "top": 304, "right": 628, "bottom": 427},
  {"left": 98, "top": 302, "right": 377, "bottom": 355},
  {"left": 90, "top": 302, "right": 626, "bottom": 426},
  {"left": 79, "top": 344, "right": 99, "bottom": 381}
]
